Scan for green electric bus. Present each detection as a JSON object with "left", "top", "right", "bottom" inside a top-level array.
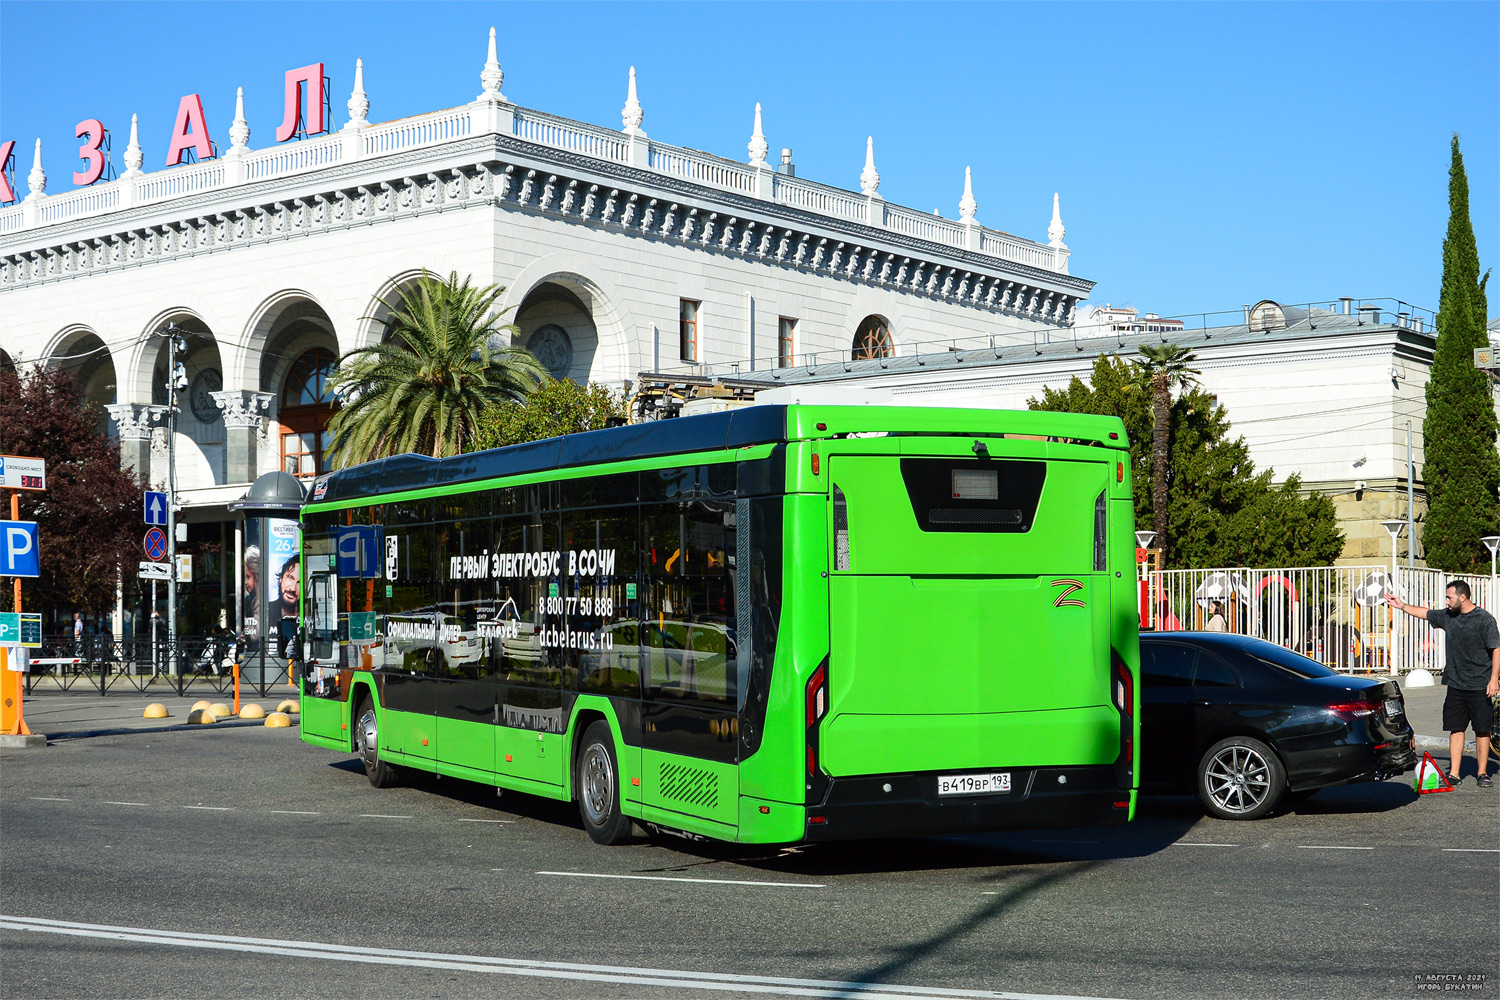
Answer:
[{"left": 296, "top": 404, "right": 1140, "bottom": 845}]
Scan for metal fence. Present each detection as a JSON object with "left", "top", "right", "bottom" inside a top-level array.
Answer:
[
  {"left": 22, "top": 634, "right": 293, "bottom": 697},
  {"left": 1142, "top": 564, "right": 1496, "bottom": 676}
]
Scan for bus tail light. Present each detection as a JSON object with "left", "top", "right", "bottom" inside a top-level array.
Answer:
[
  {"left": 1111, "top": 649, "right": 1135, "bottom": 783},
  {"left": 811, "top": 452, "right": 820, "bottom": 476},
  {"left": 806, "top": 663, "right": 828, "bottom": 776}
]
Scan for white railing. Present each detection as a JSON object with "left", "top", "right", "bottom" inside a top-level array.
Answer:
[
  {"left": 244, "top": 135, "right": 343, "bottom": 181},
  {"left": 648, "top": 144, "right": 757, "bottom": 195},
  {"left": 135, "top": 160, "right": 225, "bottom": 202},
  {"left": 513, "top": 109, "right": 628, "bottom": 164},
  {"left": 883, "top": 203, "right": 966, "bottom": 248},
  {"left": 982, "top": 229, "right": 1062, "bottom": 270},
  {"left": 361, "top": 107, "right": 473, "bottom": 156},
  {"left": 1144, "top": 564, "right": 1495, "bottom": 676},
  {"left": 39, "top": 184, "right": 121, "bottom": 223},
  {"left": 2, "top": 99, "right": 1070, "bottom": 276},
  {"left": 773, "top": 173, "right": 868, "bottom": 223}
]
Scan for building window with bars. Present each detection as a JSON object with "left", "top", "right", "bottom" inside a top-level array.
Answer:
[
  {"left": 852, "top": 315, "right": 894, "bottom": 360},
  {"left": 778, "top": 317, "right": 797, "bottom": 368},
  {"left": 680, "top": 299, "right": 700, "bottom": 363}
]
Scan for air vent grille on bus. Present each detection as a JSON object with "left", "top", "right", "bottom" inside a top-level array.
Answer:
[
  {"left": 658, "top": 761, "right": 719, "bottom": 810},
  {"left": 928, "top": 508, "right": 1024, "bottom": 526}
]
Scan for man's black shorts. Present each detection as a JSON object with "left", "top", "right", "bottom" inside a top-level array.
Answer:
[{"left": 1443, "top": 687, "right": 1495, "bottom": 735}]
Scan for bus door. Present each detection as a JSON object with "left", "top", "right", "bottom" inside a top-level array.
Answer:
[
  {"left": 821, "top": 443, "right": 1116, "bottom": 778},
  {"left": 300, "top": 549, "right": 344, "bottom": 744}
]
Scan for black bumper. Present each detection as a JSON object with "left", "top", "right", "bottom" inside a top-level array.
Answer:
[{"left": 803, "top": 765, "right": 1131, "bottom": 841}]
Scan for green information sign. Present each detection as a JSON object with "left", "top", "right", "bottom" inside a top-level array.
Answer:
[
  {"left": 348, "top": 611, "right": 376, "bottom": 644},
  {"left": 385, "top": 584, "right": 393, "bottom": 598},
  {"left": 548, "top": 582, "right": 559, "bottom": 598},
  {"left": 626, "top": 583, "right": 637, "bottom": 600},
  {"left": 0, "top": 612, "right": 41, "bottom": 648}
]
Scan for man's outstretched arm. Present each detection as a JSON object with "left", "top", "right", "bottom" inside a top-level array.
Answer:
[{"left": 1385, "top": 593, "right": 1430, "bottom": 620}]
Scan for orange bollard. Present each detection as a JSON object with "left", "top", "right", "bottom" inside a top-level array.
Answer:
[
  {"left": 232, "top": 662, "right": 240, "bottom": 715},
  {"left": 1, "top": 647, "right": 32, "bottom": 736}
]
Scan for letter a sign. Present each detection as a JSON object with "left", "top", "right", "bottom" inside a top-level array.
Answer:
[{"left": 0, "top": 521, "right": 40, "bottom": 577}]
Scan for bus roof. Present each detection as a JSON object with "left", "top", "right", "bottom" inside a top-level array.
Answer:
[{"left": 306, "top": 404, "right": 1127, "bottom": 507}]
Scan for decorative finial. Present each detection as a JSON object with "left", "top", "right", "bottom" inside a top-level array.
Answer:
[
  {"left": 958, "top": 166, "right": 977, "bottom": 224},
  {"left": 748, "top": 103, "right": 769, "bottom": 167},
  {"left": 1048, "top": 191, "right": 1066, "bottom": 246},
  {"left": 226, "top": 87, "right": 251, "bottom": 156},
  {"left": 122, "top": 113, "right": 144, "bottom": 176},
  {"left": 478, "top": 27, "right": 507, "bottom": 102},
  {"left": 26, "top": 138, "right": 45, "bottom": 199},
  {"left": 345, "top": 59, "right": 370, "bottom": 130},
  {"left": 860, "top": 136, "right": 880, "bottom": 197},
  {"left": 621, "top": 66, "right": 644, "bottom": 134}
]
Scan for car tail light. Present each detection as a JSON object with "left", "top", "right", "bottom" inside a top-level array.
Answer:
[{"left": 1325, "top": 702, "right": 1378, "bottom": 720}]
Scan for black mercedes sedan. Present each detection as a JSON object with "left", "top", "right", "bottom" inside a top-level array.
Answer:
[{"left": 1139, "top": 632, "right": 1417, "bottom": 820}]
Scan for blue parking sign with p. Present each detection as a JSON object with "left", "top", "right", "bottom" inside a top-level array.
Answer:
[
  {"left": 1, "top": 520, "right": 40, "bottom": 577},
  {"left": 337, "top": 526, "right": 381, "bottom": 578}
]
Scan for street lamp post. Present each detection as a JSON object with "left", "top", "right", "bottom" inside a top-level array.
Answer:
[
  {"left": 1380, "top": 520, "right": 1407, "bottom": 675},
  {"left": 157, "top": 324, "right": 189, "bottom": 677},
  {"left": 1482, "top": 536, "right": 1500, "bottom": 608}
]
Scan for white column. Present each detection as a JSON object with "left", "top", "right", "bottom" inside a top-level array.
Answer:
[{"left": 746, "top": 293, "right": 756, "bottom": 372}]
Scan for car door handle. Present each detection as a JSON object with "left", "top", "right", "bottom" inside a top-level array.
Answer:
[{"left": 1191, "top": 698, "right": 1212, "bottom": 707}]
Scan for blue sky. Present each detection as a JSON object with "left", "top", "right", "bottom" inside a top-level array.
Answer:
[{"left": 2, "top": 1, "right": 1495, "bottom": 320}]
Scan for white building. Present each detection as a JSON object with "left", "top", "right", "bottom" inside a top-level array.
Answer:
[
  {"left": 0, "top": 29, "right": 1091, "bottom": 631},
  {"left": 745, "top": 297, "right": 1500, "bottom": 565}
]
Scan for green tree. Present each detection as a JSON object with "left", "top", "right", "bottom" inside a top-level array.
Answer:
[
  {"left": 1132, "top": 343, "right": 1200, "bottom": 562},
  {"left": 1422, "top": 134, "right": 1499, "bottom": 572},
  {"left": 474, "top": 377, "right": 628, "bottom": 450},
  {"left": 325, "top": 271, "right": 546, "bottom": 466},
  {"left": 1031, "top": 354, "right": 1344, "bottom": 569}
]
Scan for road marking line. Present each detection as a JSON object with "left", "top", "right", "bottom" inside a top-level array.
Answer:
[
  {"left": 270, "top": 810, "right": 320, "bottom": 816},
  {"left": 537, "top": 871, "right": 826, "bottom": 889},
  {"left": 359, "top": 814, "right": 412, "bottom": 819},
  {"left": 1296, "top": 845, "right": 1374, "bottom": 851},
  {"left": 1029, "top": 840, "right": 1098, "bottom": 845},
  {"left": 1169, "top": 843, "right": 1238, "bottom": 848},
  {"left": 1442, "top": 848, "right": 1500, "bottom": 853},
  {"left": 183, "top": 806, "right": 231, "bottom": 811},
  {"left": 4, "top": 915, "right": 1101, "bottom": 999},
  {"left": 458, "top": 818, "right": 514, "bottom": 824},
  {"left": 102, "top": 801, "right": 148, "bottom": 807},
  {"left": 30, "top": 797, "right": 70, "bottom": 802}
]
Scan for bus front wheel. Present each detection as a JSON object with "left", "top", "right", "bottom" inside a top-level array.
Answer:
[
  {"left": 355, "top": 698, "right": 401, "bottom": 789},
  {"left": 577, "top": 721, "right": 631, "bottom": 845}
]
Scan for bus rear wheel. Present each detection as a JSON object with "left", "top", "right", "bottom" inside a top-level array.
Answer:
[
  {"left": 355, "top": 698, "right": 401, "bottom": 789},
  {"left": 577, "top": 721, "right": 631, "bottom": 845}
]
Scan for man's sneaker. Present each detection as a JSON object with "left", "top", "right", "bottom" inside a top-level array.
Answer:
[
  {"left": 1477, "top": 773, "right": 1493, "bottom": 789},
  {"left": 1446, "top": 773, "right": 1465, "bottom": 787}
]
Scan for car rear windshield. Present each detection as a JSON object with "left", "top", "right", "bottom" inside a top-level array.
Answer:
[{"left": 1245, "top": 640, "right": 1338, "bottom": 679}]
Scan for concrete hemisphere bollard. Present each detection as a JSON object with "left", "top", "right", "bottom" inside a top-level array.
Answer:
[
  {"left": 209, "top": 703, "right": 233, "bottom": 718},
  {"left": 265, "top": 712, "right": 292, "bottom": 728},
  {"left": 1404, "top": 669, "right": 1435, "bottom": 688},
  {"left": 191, "top": 700, "right": 213, "bottom": 712},
  {"left": 276, "top": 699, "right": 300, "bottom": 715},
  {"left": 239, "top": 704, "right": 266, "bottom": 719},
  {"left": 188, "top": 708, "right": 218, "bottom": 724},
  {"left": 143, "top": 703, "right": 170, "bottom": 719}
]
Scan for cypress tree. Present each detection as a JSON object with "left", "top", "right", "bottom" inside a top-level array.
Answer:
[{"left": 1422, "top": 134, "right": 1499, "bottom": 572}]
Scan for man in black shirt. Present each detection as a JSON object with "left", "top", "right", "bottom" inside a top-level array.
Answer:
[{"left": 1388, "top": 581, "right": 1500, "bottom": 787}]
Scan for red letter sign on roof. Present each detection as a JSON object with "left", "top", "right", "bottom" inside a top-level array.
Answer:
[
  {"left": 0, "top": 141, "right": 15, "bottom": 203},
  {"left": 165, "top": 95, "right": 214, "bottom": 166},
  {"left": 74, "top": 119, "right": 106, "bottom": 186},
  {"left": 275, "top": 64, "right": 327, "bottom": 142}
]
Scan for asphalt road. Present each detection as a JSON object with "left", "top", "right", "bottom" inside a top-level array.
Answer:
[{"left": 1, "top": 727, "right": 1496, "bottom": 1000}]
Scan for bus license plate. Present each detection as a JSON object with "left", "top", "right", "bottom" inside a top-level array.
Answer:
[{"left": 938, "top": 772, "right": 1011, "bottom": 796}]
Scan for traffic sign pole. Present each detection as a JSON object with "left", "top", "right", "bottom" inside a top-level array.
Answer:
[{"left": 1, "top": 489, "right": 33, "bottom": 737}]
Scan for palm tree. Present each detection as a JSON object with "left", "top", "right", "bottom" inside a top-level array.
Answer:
[
  {"left": 325, "top": 271, "right": 546, "bottom": 467},
  {"left": 1132, "top": 343, "right": 1201, "bottom": 561}
]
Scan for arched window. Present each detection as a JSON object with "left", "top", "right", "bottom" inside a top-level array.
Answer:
[
  {"left": 281, "top": 348, "right": 336, "bottom": 407},
  {"left": 279, "top": 348, "right": 336, "bottom": 479},
  {"left": 852, "top": 316, "right": 894, "bottom": 360}
]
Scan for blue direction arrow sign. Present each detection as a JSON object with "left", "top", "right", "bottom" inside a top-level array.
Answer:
[
  {"left": 0, "top": 520, "right": 40, "bottom": 577},
  {"left": 144, "top": 526, "right": 168, "bottom": 561},
  {"left": 144, "top": 491, "right": 168, "bottom": 526}
]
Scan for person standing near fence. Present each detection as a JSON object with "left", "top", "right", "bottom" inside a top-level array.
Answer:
[
  {"left": 1387, "top": 581, "right": 1500, "bottom": 788},
  {"left": 72, "top": 613, "right": 84, "bottom": 654}
]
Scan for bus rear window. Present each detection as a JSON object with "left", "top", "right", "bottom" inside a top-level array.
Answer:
[{"left": 899, "top": 458, "right": 1045, "bottom": 533}]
